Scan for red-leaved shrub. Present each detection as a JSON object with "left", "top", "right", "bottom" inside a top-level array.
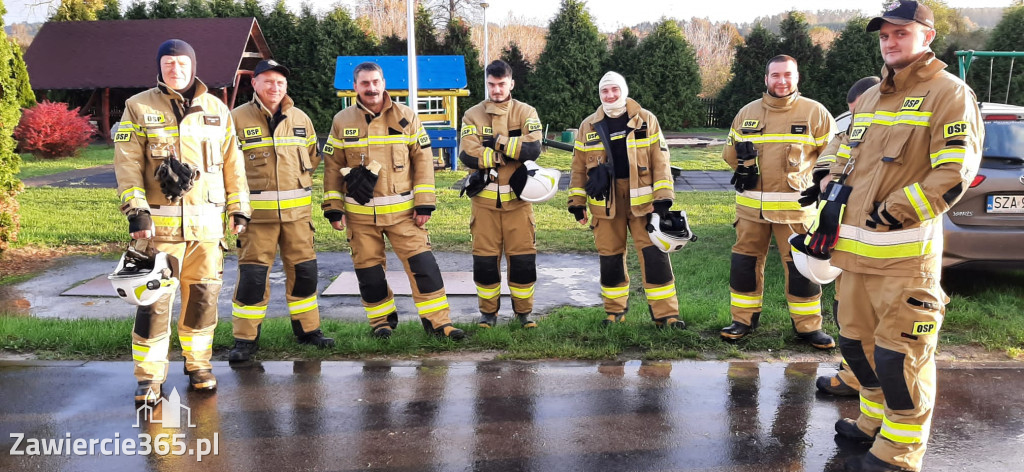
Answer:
[{"left": 14, "top": 101, "right": 97, "bottom": 159}]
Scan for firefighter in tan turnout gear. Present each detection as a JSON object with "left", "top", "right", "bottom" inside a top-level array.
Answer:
[
  {"left": 567, "top": 72, "right": 685, "bottom": 329},
  {"left": 459, "top": 60, "right": 543, "bottom": 329},
  {"left": 228, "top": 59, "right": 334, "bottom": 363},
  {"left": 720, "top": 55, "right": 837, "bottom": 349},
  {"left": 807, "top": 2, "right": 982, "bottom": 471},
  {"left": 322, "top": 62, "right": 464, "bottom": 340},
  {"left": 114, "top": 40, "right": 251, "bottom": 404}
]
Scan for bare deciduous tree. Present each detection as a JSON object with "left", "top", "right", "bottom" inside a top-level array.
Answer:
[
  {"left": 681, "top": 18, "right": 741, "bottom": 98},
  {"left": 355, "top": 0, "right": 409, "bottom": 39},
  {"left": 424, "top": 0, "right": 481, "bottom": 30},
  {"left": 471, "top": 12, "right": 546, "bottom": 65}
]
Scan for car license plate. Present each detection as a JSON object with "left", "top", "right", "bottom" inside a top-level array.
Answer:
[{"left": 986, "top": 194, "right": 1024, "bottom": 213}]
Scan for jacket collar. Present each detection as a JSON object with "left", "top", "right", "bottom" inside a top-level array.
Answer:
[
  {"left": 157, "top": 76, "right": 208, "bottom": 102},
  {"left": 253, "top": 93, "right": 293, "bottom": 117},
  {"left": 597, "top": 98, "right": 645, "bottom": 128},
  {"left": 880, "top": 51, "right": 946, "bottom": 94},
  {"left": 485, "top": 98, "right": 512, "bottom": 115},
  {"left": 357, "top": 91, "right": 394, "bottom": 117},
  {"left": 761, "top": 91, "right": 799, "bottom": 111}
]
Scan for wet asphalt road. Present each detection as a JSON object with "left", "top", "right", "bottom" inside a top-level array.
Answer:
[{"left": 1, "top": 360, "right": 1022, "bottom": 471}]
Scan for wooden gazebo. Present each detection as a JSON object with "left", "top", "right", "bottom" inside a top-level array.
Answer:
[{"left": 24, "top": 17, "right": 272, "bottom": 142}]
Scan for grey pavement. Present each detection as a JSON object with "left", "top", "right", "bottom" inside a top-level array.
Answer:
[
  {"left": 2, "top": 359, "right": 1021, "bottom": 471},
  {"left": 0, "top": 252, "right": 601, "bottom": 323}
]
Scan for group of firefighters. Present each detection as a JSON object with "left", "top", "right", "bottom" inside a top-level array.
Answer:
[{"left": 110, "top": 1, "right": 980, "bottom": 471}]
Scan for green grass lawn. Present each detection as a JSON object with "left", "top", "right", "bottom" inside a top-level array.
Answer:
[{"left": 16, "top": 145, "right": 115, "bottom": 180}]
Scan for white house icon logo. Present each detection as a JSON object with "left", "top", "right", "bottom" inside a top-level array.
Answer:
[{"left": 133, "top": 387, "right": 196, "bottom": 428}]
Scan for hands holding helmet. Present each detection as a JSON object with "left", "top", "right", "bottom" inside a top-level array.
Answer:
[{"left": 805, "top": 181, "right": 853, "bottom": 258}]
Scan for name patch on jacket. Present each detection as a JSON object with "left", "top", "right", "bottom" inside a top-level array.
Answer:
[
  {"left": 791, "top": 125, "right": 807, "bottom": 134},
  {"left": 482, "top": 126, "right": 494, "bottom": 136},
  {"left": 585, "top": 132, "right": 599, "bottom": 142},
  {"left": 294, "top": 127, "right": 307, "bottom": 138},
  {"left": 849, "top": 126, "right": 867, "bottom": 141},
  {"left": 741, "top": 120, "right": 759, "bottom": 129},
  {"left": 203, "top": 115, "right": 221, "bottom": 126},
  {"left": 343, "top": 128, "right": 359, "bottom": 137},
  {"left": 526, "top": 118, "right": 542, "bottom": 132},
  {"left": 943, "top": 121, "right": 969, "bottom": 138},
  {"left": 243, "top": 127, "right": 262, "bottom": 138},
  {"left": 912, "top": 321, "right": 937, "bottom": 335},
  {"left": 144, "top": 113, "right": 165, "bottom": 125},
  {"left": 902, "top": 97, "right": 925, "bottom": 111}
]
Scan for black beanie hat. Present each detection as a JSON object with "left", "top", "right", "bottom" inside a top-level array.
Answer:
[{"left": 156, "top": 39, "right": 196, "bottom": 86}]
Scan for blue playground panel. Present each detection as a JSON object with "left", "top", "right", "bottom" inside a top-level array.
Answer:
[{"left": 333, "top": 56, "right": 467, "bottom": 91}]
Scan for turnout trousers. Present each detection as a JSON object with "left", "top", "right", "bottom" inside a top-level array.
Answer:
[
  {"left": 131, "top": 240, "right": 222, "bottom": 383},
  {"left": 470, "top": 200, "right": 537, "bottom": 316},
  {"left": 591, "top": 180, "right": 679, "bottom": 322},
  {"left": 729, "top": 217, "right": 823, "bottom": 333},
  {"left": 838, "top": 272, "right": 946, "bottom": 472},
  {"left": 231, "top": 220, "right": 321, "bottom": 341},
  {"left": 348, "top": 217, "right": 454, "bottom": 332}
]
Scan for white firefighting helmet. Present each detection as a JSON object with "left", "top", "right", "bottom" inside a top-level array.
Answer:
[
  {"left": 788, "top": 233, "right": 842, "bottom": 284},
  {"left": 647, "top": 210, "right": 697, "bottom": 253},
  {"left": 108, "top": 245, "right": 179, "bottom": 306},
  {"left": 517, "top": 161, "right": 561, "bottom": 203}
]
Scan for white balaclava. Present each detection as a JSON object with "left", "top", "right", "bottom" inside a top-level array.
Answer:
[{"left": 599, "top": 71, "right": 628, "bottom": 117}]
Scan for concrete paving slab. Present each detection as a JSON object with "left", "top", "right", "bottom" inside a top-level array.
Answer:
[
  {"left": 323, "top": 271, "right": 511, "bottom": 296},
  {"left": 1, "top": 360, "right": 1019, "bottom": 471},
  {"left": 5, "top": 252, "right": 601, "bottom": 323}
]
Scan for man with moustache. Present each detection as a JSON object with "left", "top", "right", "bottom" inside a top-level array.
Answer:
[
  {"left": 114, "top": 39, "right": 250, "bottom": 403},
  {"left": 227, "top": 59, "right": 334, "bottom": 363},
  {"left": 810, "top": 2, "right": 983, "bottom": 470},
  {"left": 322, "top": 62, "right": 464, "bottom": 340},
  {"left": 720, "top": 55, "right": 836, "bottom": 349}
]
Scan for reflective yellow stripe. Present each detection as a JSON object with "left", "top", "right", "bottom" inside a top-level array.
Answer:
[
  {"left": 601, "top": 285, "right": 629, "bottom": 299},
  {"left": 344, "top": 199, "right": 415, "bottom": 215},
  {"left": 870, "top": 110, "right": 933, "bottom": 127},
  {"left": 509, "top": 284, "right": 535, "bottom": 299},
  {"left": 587, "top": 196, "right": 606, "bottom": 206},
  {"left": 151, "top": 216, "right": 182, "bottom": 227},
  {"left": 568, "top": 188, "right": 586, "bottom": 197},
  {"left": 788, "top": 300, "right": 821, "bottom": 315},
  {"left": 476, "top": 284, "right": 500, "bottom": 299},
  {"left": 415, "top": 295, "right": 449, "bottom": 315},
  {"left": 630, "top": 193, "right": 653, "bottom": 206},
  {"left": 816, "top": 153, "right": 837, "bottom": 165},
  {"left": 414, "top": 184, "right": 435, "bottom": 195},
  {"left": 736, "top": 191, "right": 803, "bottom": 211},
  {"left": 179, "top": 335, "right": 213, "bottom": 352},
  {"left": 813, "top": 133, "right": 831, "bottom": 146},
  {"left": 145, "top": 126, "right": 180, "bottom": 138},
  {"left": 731, "top": 292, "right": 763, "bottom": 308},
  {"left": 120, "top": 187, "right": 146, "bottom": 203},
  {"left": 232, "top": 303, "right": 267, "bottom": 319},
  {"left": 241, "top": 138, "right": 275, "bottom": 151},
  {"left": 880, "top": 417, "right": 925, "bottom": 444},
  {"left": 732, "top": 133, "right": 818, "bottom": 146},
  {"left": 627, "top": 132, "right": 660, "bottom": 149},
  {"left": 574, "top": 141, "right": 604, "bottom": 152},
  {"left": 478, "top": 189, "right": 516, "bottom": 202},
  {"left": 324, "top": 191, "right": 343, "bottom": 201},
  {"left": 226, "top": 192, "right": 246, "bottom": 206},
  {"left": 275, "top": 137, "right": 308, "bottom": 147},
  {"left": 835, "top": 238, "right": 932, "bottom": 259},
  {"left": 288, "top": 296, "right": 318, "bottom": 314},
  {"left": 837, "top": 144, "right": 852, "bottom": 159},
  {"left": 365, "top": 299, "right": 396, "bottom": 318},
  {"left": 131, "top": 340, "right": 168, "bottom": 362},
  {"left": 653, "top": 180, "right": 673, "bottom": 192},
  {"left": 860, "top": 395, "right": 884, "bottom": 420},
  {"left": 645, "top": 284, "right": 676, "bottom": 301},
  {"left": 506, "top": 136, "right": 519, "bottom": 158},
  {"left": 251, "top": 195, "right": 312, "bottom": 210},
  {"left": 930, "top": 148, "right": 965, "bottom": 167},
  {"left": 904, "top": 183, "right": 936, "bottom": 221},
  {"left": 481, "top": 148, "right": 496, "bottom": 168}
]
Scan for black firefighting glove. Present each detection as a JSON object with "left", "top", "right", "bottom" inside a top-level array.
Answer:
[
  {"left": 867, "top": 202, "right": 903, "bottom": 230},
  {"left": 415, "top": 206, "right": 435, "bottom": 216},
  {"left": 797, "top": 168, "right": 831, "bottom": 207},
  {"left": 806, "top": 181, "right": 853, "bottom": 258},
  {"left": 232, "top": 214, "right": 250, "bottom": 227},
  {"left": 569, "top": 206, "right": 587, "bottom": 222},
  {"left": 585, "top": 163, "right": 613, "bottom": 201},
  {"left": 482, "top": 136, "right": 497, "bottom": 149},
  {"left": 653, "top": 200, "right": 672, "bottom": 218},
  {"left": 127, "top": 211, "right": 153, "bottom": 234},
  {"left": 730, "top": 141, "right": 759, "bottom": 192},
  {"left": 324, "top": 210, "right": 344, "bottom": 223},
  {"left": 344, "top": 165, "right": 379, "bottom": 205},
  {"left": 155, "top": 157, "right": 198, "bottom": 202},
  {"left": 460, "top": 170, "right": 490, "bottom": 198},
  {"left": 508, "top": 163, "right": 528, "bottom": 198}
]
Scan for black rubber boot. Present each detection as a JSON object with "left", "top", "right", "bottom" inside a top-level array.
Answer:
[
  {"left": 721, "top": 313, "right": 759, "bottom": 340},
  {"left": 835, "top": 418, "right": 877, "bottom": 443},
  {"left": 134, "top": 381, "right": 162, "bottom": 405},
  {"left": 817, "top": 374, "right": 859, "bottom": 396},
  {"left": 844, "top": 453, "right": 911, "bottom": 471},
  {"left": 516, "top": 313, "right": 537, "bottom": 329},
  {"left": 184, "top": 368, "right": 217, "bottom": 391},
  {"left": 654, "top": 317, "right": 686, "bottom": 330},
  {"left": 602, "top": 312, "right": 626, "bottom": 326},
  {"left": 421, "top": 318, "right": 466, "bottom": 340},
  {"left": 797, "top": 329, "right": 837, "bottom": 349},
  {"left": 228, "top": 339, "right": 259, "bottom": 363},
  {"left": 297, "top": 329, "right": 335, "bottom": 348},
  {"left": 478, "top": 313, "right": 498, "bottom": 328}
]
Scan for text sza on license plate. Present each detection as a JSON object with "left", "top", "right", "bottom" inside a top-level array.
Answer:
[{"left": 987, "top": 194, "right": 1024, "bottom": 213}]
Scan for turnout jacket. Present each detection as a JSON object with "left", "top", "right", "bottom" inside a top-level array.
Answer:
[
  {"left": 827, "top": 52, "right": 983, "bottom": 277},
  {"left": 322, "top": 92, "right": 435, "bottom": 227},
  {"left": 459, "top": 98, "right": 543, "bottom": 210},
  {"left": 114, "top": 78, "right": 250, "bottom": 242},
  {"left": 231, "top": 95, "right": 319, "bottom": 223},
  {"left": 723, "top": 93, "right": 835, "bottom": 224},
  {"left": 568, "top": 98, "right": 673, "bottom": 219}
]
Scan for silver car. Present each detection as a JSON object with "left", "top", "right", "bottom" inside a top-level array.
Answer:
[{"left": 943, "top": 102, "right": 1024, "bottom": 270}]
